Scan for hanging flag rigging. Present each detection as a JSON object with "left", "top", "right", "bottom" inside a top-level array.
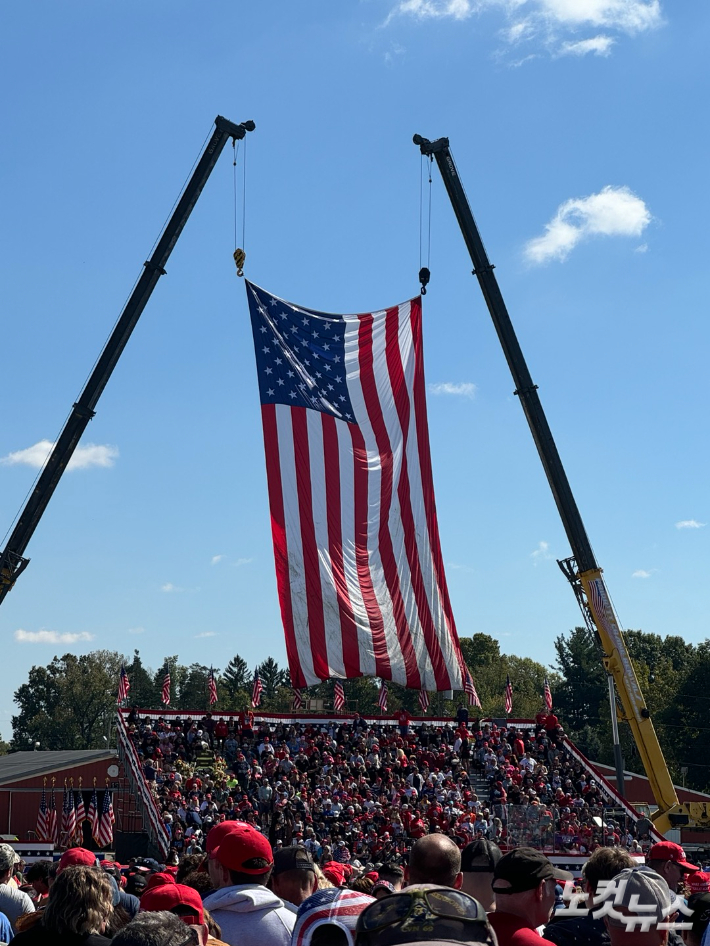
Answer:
[{"left": 245, "top": 281, "right": 467, "bottom": 693}]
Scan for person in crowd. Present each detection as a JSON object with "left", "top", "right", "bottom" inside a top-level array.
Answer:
[
  {"left": 293, "top": 888, "right": 375, "bottom": 946},
  {"left": 647, "top": 842, "right": 700, "bottom": 896},
  {"left": 376, "top": 864, "right": 404, "bottom": 892},
  {"left": 112, "top": 911, "right": 200, "bottom": 946},
  {"left": 602, "top": 866, "right": 675, "bottom": 946},
  {"left": 545, "top": 845, "right": 635, "bottom": 946},
  {"left": 682, "top": 892, "right": 710, "bottom": 946},
  {"left": 0, "top": 844, "right": 34, "bottom": 931},
  {"left": 488, "top": 847, "right": 572, "bottom": 946},
  {"left": 11, "top": 865, "right": 113, "bottom": 945},
  {"left": 407, "top": 835, "right": 463, "bottom": 889},
  {"left": 24, "top": 862, "right": 51, "bottom": 905},
  {"left": 354, "top": 884, "right": 496, "bottom": 946},
  {"left": 460, "top": 839, "right": 502, "bottom": 912},
  {"left": 269, "top": 846, "right": 318, "bottom": 909},
  {"left": 202, "top": 820, "right": 295, "bottom": 946},
  {"left": 140, "top": 881, "right": 229, "bottom": 945}
]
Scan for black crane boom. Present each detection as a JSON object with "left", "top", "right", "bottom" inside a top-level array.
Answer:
[{"left": 0, "top": 116, "right": 255, "bottom": 605}]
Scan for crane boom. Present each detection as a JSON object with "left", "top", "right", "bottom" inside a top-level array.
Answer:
[
  {"left": 0, "top": 116, "right": 255, "bottom": 605},
  {"left": 414, "top": 133, "right": 697, "bottom": 833}
]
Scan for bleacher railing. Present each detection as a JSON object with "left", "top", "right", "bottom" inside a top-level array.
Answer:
[
  {"left": 492, "top": 803, "right": 644, "bottom": 854},
  {"left": 115, "top": 712, "right": 170, "bottom": 858}
]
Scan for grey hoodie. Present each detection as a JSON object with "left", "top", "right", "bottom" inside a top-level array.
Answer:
[{"left": 203, "top": 883, "right": 295, "bottom": 946}]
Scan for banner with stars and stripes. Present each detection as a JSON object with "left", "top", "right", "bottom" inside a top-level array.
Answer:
[{"left": 246, "top": 282, "right": 467, "bottom": 693}]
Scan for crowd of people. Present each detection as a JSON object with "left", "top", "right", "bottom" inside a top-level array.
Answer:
[
  {"left": 1, "top": 828, "right": 710, "bottom": 945},
  {"left": 0, "top": 707, "right": 706, "bottom": 944},
  {"left": 124, "top": 705, "right": 648, "bottom": 864}
]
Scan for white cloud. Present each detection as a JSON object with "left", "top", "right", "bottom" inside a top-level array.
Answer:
[
  {"left": 161, "top": 583, "right": 180, "bottom": 593},
  {"left": 0, "top": 439, "right": 118, "bottom": 470},
  {"left": 234, "top": 557, "right": 253, "bottom": 567},
  {"left": 195, "top": 631, "right": 217, "bottom": 638},
  {"left": 428, "top": 382, "right": 478, "bottom": 399},
  {"left": 524, "top": 186, "right": 651, "bottom": 264},
  {"left": 675, "top": 520, "right": 705, "bottom": 530},
  {"left": 635, "top": 243, "right": 649, "bottom": 253},
  {"left": 531, "top": 540, "right": 553, "bottom": 564},
  {"left": 558, "top": 34, "right": 615, "bottom": 55},
  {"left": 128, "top": 626, "right": 145, "bottom": 635},
  {"left": 386, "top": 0, "right": 662, "bottom": 58},
  {"left": 211, "top": 555, "right": 224, "bottom": 566},
  {"left": 15, "top": 629, "right": 94, "bottom": 644},
  {"left": 632, "top": 569, "right": 651, "bottom": 578}
]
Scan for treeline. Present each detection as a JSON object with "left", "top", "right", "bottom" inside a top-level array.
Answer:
[{"left": 9, "top": 627, "right": 710, "bottom": 792}]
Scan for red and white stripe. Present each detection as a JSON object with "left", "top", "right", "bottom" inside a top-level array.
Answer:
[
  {"left": 418, "top": 689, "right": 430, "bottom": 712},
  {"left": 261, "top": 297, "right": 465, "bottom": 692},
  {"left": 333, "top": 681, "right": 345, "bottom": 712}
]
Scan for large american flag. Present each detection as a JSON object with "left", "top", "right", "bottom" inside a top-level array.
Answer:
[
  {"left": 36, "top": 787, "right": 49, "bottom": 842},
  {"left": 504, "top": 674, "right": 513, "bottom": 714},
  {"left": 162, "top": 668, "right": 171, "bottom": 706},
  {"left": 246, "top": 282, "right": 466, "bottom": 692},
  {"left": 251, "top": 670, "right": 263, "bottom": 708},
  {"left": 117, "top": 665, "right": 130, "bottom": 704},
  {"left": 333, "top": 680, "right": 345, "bottom": 712},
  {"left": 96, "top": 790, "right": 114, "bottom": 849}
]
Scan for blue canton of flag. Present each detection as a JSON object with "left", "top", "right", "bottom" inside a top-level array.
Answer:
[{"left": 248, "top": 282, "right": 355, "bottom": 423}]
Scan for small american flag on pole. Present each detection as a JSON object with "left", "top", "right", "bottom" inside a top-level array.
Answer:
[
  {"left": 88, "top": 787, "right": 99, "bottom": 842},
  {"left": 464, "top": 668, "right": 481, "bottom": 708},
  {"left": 208, "top": 668, "right": 218, "bottom": 706},
  {"left": 418, "top": 689, "right": 430, "bottom": 713},
  {"left": 117, "top": 665, "right": 130, "bottom": 704},
  {"left": 504, "top": 674, "right": 513, "bottom": 715},
  {"left": 544, "top": 676, "right": 553, "bottom": 710},
  {"left": 333, "top": 681, "right": 345, "bottom": 712},
  {"left": 62, "top": 787, "right": 76, "bottom": 844},
  {"left": 48, "top": 788, "right": 58, "bottom": 846},
  {"left": 162, "top": 667, "right": 171, "bottom": 706},
  {"left": 378, "top": 679, "right": 388, "bottom": 713},
  {"left": 96, "top": 791, "right": 114, "bottom": 848},
  {"left": 246, "top": 282, "right": 467, "bottom": 693},
  {"left": 74, "top": 791, "right": 86, "bottom": 841},
  {"left": 36, "top": 787, "right": 49, "bottom": 842},
  {"left": 292, "top": 687, "right": 303, "bottom": 711},
  {"left": 251, "top": 670, "right": 262, "bottom": 708}
]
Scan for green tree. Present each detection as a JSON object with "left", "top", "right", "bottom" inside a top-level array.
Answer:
[
  {"left": 222, "top": 655, "right": 249, "bottom": 701},
  {"left": 554, "top": 626, "right": 607, "bottom": 733},
  {"left": 12, "top": 651, "right": 124, "bottom": 750},
  {"left": 257, "top": 657, "right": 287, "bottom": 703},
  {"left": 126, "top": 651, "right": 159, "bottom": 708},
  {"left": 176, "top": 663, "right": 215, "bottom": 711}
]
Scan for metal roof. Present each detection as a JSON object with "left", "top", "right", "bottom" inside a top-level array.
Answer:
[{"left": 0, "top": 750, "right": 117, "bottom": 786}]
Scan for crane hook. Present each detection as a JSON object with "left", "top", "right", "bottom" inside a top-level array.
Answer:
[{"left": 234, "top": 248, "right": 246, "bottom": 277}]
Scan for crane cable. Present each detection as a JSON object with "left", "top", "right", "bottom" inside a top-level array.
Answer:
[
  {"left": 419, "top": 153, "right": 433, "bottom": 295},
  {"left": 233, "top": 137, "right": 247, "bottom": 276}
]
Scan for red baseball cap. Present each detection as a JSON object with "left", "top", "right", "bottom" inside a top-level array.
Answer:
[
  {"left": 140, "top": 883, "right": 204, "bottom": 925},
  {"left": 688, "top": 872, "right": 710, "bottom": 894},
  {"left": 648, "top": 841, "right": 699, "bottom": 872},
  {"left": 208, "top": 823, "right": 273, "bottom": 874},
  {"left": 322, "top": 861, "right": 346, "bottom": 886},
  {"left": 205, "top": 820, "right": 240, "bottom": 854},
  {"left": 144, "top": 872, "right": 177, "bottom": 891},
  {"left": 58, "top": 848, "right": 97, "bottom": 872}
]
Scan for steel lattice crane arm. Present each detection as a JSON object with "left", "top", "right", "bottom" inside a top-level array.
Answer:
[
  {"left": 0, "top": 116, "right": 255, "bottom": 605},
  {"left": 414, "top": 133, "right": 706, "bottom": 833}
]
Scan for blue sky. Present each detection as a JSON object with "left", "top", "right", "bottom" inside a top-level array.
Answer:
[{"left": 1, "top": 1, "right": 708, "bottom": 736}]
